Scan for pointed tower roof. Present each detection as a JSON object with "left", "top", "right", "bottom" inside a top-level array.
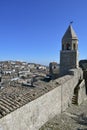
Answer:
[{"left": 62, "top": 25, "right": 78, "bottom": 41}]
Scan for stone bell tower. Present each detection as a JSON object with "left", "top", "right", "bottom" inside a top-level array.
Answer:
[{"left": 60, "top": 24, "right": 79, "bottom": 75}]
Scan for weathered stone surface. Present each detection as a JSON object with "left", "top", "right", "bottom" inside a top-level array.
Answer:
[
  {"left": 40, "top": 100, "right": 87, "bottom": 130},
  {"left": 60, "top": 25, "right": 78, "bottom": 76},
  {"left": 0, "top": 69, "right": 85, "bottom": 130},
  {"left": 0, "top": 86, "right": 61, "bottom": 130},
  {"left": 60, "top": 51, "right": 78, "bottom": 75}
]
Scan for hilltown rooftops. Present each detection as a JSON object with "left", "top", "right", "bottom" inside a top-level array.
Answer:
[{"left": 0, "top": 79, "right": 59, "bottom": 119}]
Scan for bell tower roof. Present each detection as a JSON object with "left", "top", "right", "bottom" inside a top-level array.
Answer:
[{"left": 62, "top": 25, "right": 78, "bottom": 41}]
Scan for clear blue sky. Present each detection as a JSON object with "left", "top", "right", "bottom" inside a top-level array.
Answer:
[{"left": 0, "top": 0, "right": 87, "bottom": 65}]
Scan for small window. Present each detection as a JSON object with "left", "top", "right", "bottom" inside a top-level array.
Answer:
[
  {"left": 73, "top": 44, "right": 76, "bottom": 50},
  {"left": 66, "top": 43, "right": 70, "bottom": 50},
  {"left": 62, "top": 44, "right": 64, "bottom": 50}
]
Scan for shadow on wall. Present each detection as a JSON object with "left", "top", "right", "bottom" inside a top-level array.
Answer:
[
  {"left": 77, "top": 128, "right": 87, "bottom": 130},
  {"left": 83, "top": 72, "right": 87, "bottom": 95}
]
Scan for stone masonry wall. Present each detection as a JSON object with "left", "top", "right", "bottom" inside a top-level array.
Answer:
[
  {"left": 55, "top": 69, "right": 82, "bottom": 111},
  {"left": 61, "top": 75, "right": 79, "bottom": 111},
  {"left": 60, "top": 51, "right": 78, "bottom": 75},
  {"left": 0, "top": 86, "right": 61, "bottom": 130},
  {"left": 0, "top": 69, "right": 84, "bottom": 130},
  {"left": 78, "top": 79, "right": 87, "bottom": 105}
]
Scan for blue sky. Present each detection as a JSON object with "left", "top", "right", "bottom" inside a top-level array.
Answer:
[{"left": 0, "top": 0, "right": 87, "bottom": 65}]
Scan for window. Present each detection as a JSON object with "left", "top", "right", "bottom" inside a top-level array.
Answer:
[
  {"left": 66, "top": 43, "right": 70, "bottom": 50},
  {"left": 62, "top": 44, "right": 64, "bottom": 50},
  {"left": 73, "top": 43, "right": 76, "bottom": 50}
]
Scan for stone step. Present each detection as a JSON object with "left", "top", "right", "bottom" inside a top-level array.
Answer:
[
  {"left": 72, "top": 95, "right": 78, "bottom": 104},
  {"left": 72, "top": 97, "right": 77, "bottom": 100}
]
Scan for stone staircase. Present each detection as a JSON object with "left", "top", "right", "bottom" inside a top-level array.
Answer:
[
  {"left": 72, "top": 94, "right": 78, "bottom": 104},
  {"left": 72, "top": 80, "right": 82, "bottom": 105}
]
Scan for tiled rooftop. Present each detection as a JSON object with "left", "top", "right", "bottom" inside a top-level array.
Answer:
[{"left": 0, "top": 80, "right": 57, "bottom": 119}]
